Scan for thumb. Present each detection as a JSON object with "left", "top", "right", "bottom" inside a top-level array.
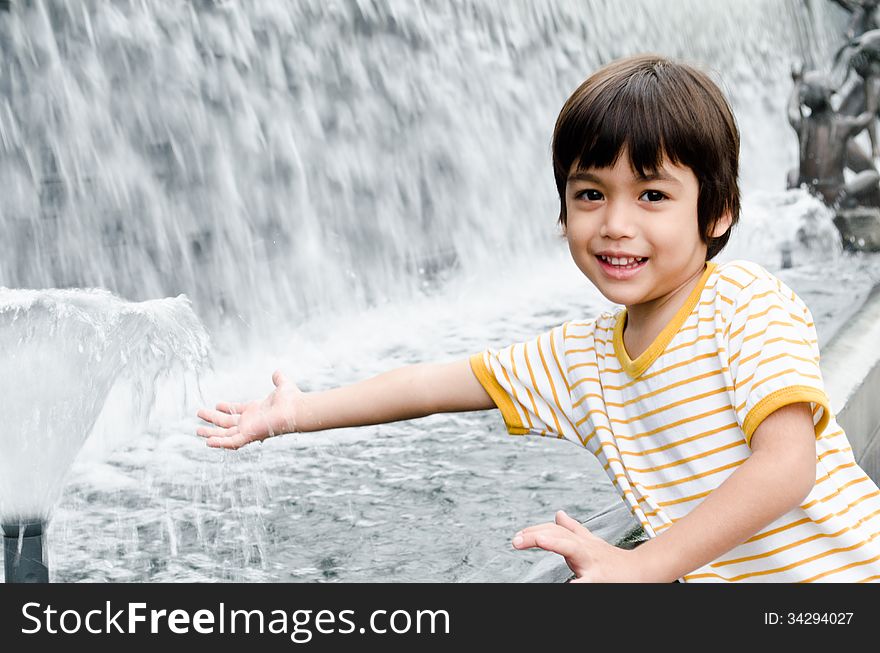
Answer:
[
  {"left": 271, "top": 369, "right": 302, "bottom": 397},
  {"left": 272, "top": 369, "right": 289, "bottom": 388}
]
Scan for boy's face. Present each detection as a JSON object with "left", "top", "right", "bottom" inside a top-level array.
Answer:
[{"left": 564, "top": 152, "right": 727, "bottom": 318}]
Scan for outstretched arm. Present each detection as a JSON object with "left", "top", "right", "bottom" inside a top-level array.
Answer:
[
  {"left": 197, "top": 358, "right": 495, "bottom": 449},
  {"left": 845, "top": 109, "right": 876, "bottom": 138},
  {"left": 512, "top": 402, "right": 817, "bottom": 582}
]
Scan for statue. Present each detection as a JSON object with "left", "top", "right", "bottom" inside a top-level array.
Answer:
[
  {"left": 835, "top": 28, "right": 880, "bottom": 166},
  {"left": 787, "top": 56, "right": 880, "bottom": 251},
  {"left": 830, "top": 0, "right": 880, "bottom": 40},
  {"left": 786, "top": 64, "right": 880, "bottom": 208}
]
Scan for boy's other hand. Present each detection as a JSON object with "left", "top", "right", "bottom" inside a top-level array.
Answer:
[
  {"left": 512, "top": 510, "right": 644, "bottom": 582},
  {"left": 196, "top": 370, "right": 303, "bottom": 449}
]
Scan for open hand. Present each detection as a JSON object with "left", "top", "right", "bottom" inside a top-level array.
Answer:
[
  {"left": 196, "top": 370, "right": 303, "bottom": 449},
  {"left": 512, "top": 510, "right": 643, "bottom": 582}
]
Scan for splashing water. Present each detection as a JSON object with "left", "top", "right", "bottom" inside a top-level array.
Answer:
[{"left": 0, "top": 288, "right": 209, "bottom": 524}]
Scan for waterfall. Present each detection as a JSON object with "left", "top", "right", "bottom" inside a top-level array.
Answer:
[{"left": 0, "top": 0, "right": 847, "bottom": 331}]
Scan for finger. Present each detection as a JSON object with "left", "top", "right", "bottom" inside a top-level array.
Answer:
[
  {"left": 216, "top": 401, "right": 247, "bottom": 415},
  {"left": 273, "top": 369, "right": 302, "bottom": 394},
  {"left": 555, "top": 510, "right": 593, "bottom": 537},
  {"left": 206, "top": 431, "right": 252, "bottom": 450},
  {"left": 515, "top": 521, "right": 558, "bottom": 536},
  {"left": 512, "top": 524, "right": 570, "bottom": 547},
  {"left": 513, "top": 530, "right": 580, "bottom": 558},
  {"left": 272, "top": 369, "right": 287, "bottom": 387},
  {"left": 196, "top": 425, "right": 239, "bottom": 439},
  {"left": 196, "top": 408, "right": 240, "bottom": 428}
]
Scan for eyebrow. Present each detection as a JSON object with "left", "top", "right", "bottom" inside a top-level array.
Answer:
[{"left": 567, "top": 170, "right": 684, "bottom": 186}]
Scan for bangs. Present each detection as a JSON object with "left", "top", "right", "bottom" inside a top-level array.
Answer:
[
  {"left": 574, "top": 83, "right": 666, "bottom": 176},
  {"left": 555, "top": 59, "right": 723, "bottom": 178}
]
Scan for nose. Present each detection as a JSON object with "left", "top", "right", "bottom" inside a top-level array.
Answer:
[{"left": 599, "top": 199, "right": 636, "bottom": 239}]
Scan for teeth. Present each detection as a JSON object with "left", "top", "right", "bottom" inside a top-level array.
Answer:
[{"left": 600, "top": 255, "right": 645, "bottom": 267}]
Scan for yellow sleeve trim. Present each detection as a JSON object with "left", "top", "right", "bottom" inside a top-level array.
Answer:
[
  {"left": 742, "top": 385, "right": 830, "bottom": 447},
  {"left": 469, "top": 353, "right": 530, "bottom": 435}
]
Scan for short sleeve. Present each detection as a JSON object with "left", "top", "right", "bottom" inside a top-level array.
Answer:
[
  {"left": 469, "top": 324, "right": 584, "bottom": 445},
  {"left": 724, "top": 278, "right": 831, "bottom": 447}
]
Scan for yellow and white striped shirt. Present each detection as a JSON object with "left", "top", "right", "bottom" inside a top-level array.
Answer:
[{"left": 470, "top": 259, "right": 880, "bottom": 582}]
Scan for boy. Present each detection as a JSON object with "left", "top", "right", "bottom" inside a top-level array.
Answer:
[{"left": 198, "top": 55, "right": 880, "bottom": 583}]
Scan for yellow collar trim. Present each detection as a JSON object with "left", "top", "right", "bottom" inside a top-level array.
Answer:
[{"left": 613, "top": 262, "right": 717, "bottom": 380}]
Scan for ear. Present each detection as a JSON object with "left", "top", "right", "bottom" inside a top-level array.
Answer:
[{"left": 710, "top": 212, "right": 733, "bottom": 239}]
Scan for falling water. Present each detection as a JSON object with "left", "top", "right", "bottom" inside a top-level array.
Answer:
[{"left": 0, "top": 0, "right": 846, "bottom": 334}]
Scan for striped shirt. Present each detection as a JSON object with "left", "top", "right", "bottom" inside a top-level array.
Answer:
[{"left": 470, "top": 259, "right": 880, "bottom": 582}]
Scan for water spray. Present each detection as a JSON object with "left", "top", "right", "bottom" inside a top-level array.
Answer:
[
  {"left": 0, "top": 287, "right": 210, "bottom": 583},
  {"left": 2, "top": 520, "right": 48, "bottom": 583}
]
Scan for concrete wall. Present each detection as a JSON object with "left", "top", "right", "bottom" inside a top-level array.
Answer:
[{"left": 820, "top": 282, "right": 880, "bottom": 482}]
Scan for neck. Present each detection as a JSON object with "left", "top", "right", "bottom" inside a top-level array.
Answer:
[{"left": 625, "top": 263, "right": 707, "bottom": 335}]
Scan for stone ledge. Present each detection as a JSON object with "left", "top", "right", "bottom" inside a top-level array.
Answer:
[{"left": 820, "top": 281, "right": 880, "bottom": 470}]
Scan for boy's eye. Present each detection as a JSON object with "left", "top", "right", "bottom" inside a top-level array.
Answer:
[
  {"left": 640, "top": 190, "right": 667, "bottom": 202},
  {"left": 577, "top": 189, "right": 604, "bottom": 201}
]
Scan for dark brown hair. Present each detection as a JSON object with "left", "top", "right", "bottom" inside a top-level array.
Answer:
[{"left": 552, "top": 55, "right": 740, "bottom": 260}]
